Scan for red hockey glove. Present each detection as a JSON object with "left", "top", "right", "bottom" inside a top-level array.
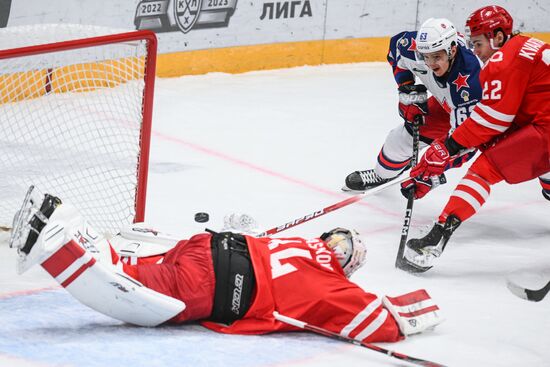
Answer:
[
  {"left": 398, "top": 84, "right": 428, "bottom": 125},
  {"left": 401, "top": 174, "right": 447, "bottom": 200},
  {"left": 410, "top": 140, "right": 450, "bottom": 180}
]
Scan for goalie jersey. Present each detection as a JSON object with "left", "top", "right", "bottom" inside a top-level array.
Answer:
[{"left": 387, "top": 31, "right": 483, "bottom": 131}]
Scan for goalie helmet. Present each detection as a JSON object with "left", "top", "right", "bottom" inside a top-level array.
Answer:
[
  {"left": 415, "top": 18, "right": 458, "bottom": 59},
  {"left": 321, "top": 227, "right": 366, "bottom": 277},
  {"left": 465, "top": 5, "right": 513, "bottom": 41}
]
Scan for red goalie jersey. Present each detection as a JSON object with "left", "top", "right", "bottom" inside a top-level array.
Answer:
[{"left": 451, "top": 35, "right": 550, "bottom": 182}]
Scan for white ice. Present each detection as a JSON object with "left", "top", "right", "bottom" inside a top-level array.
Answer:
[{"left": 1, "top": 63, "right": 549, "bottom": 367}]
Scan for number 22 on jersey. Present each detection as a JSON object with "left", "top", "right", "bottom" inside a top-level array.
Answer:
[{"left": 482, "top": 80, "right": 502, "bottom": 100}]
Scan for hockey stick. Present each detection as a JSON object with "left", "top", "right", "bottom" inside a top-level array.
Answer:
[
  {"left": 395, "top": 118, "right": 421, "bottom": 269},
  {"left": 274, "top": 312, "right": 447, "bottom": 367},
  {"left": 257, "top": 175, "right": 410, "bottom": 237},
  {"left": 506, "top": 279, "right": 550, "bottom": 302}
]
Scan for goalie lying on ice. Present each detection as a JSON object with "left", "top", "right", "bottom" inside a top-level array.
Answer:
[{"left": 9, "top": 186, "right": 443, "bottom": 342}]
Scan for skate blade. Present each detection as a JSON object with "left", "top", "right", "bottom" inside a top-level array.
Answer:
[
  {"left": 9, "top": 185, "right": 38, "bottom": 249},
  {"left": 341, "top": 185, "right": 366, "bottom": 194}
]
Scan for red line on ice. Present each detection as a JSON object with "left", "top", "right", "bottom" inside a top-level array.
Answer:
[{"left": 153, "top": 131, "right": 402, "bottom": 218}]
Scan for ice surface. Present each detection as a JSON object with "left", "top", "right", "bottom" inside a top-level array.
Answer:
[{"left": 1, "top": 63, "right": 549, "bottom": 366}]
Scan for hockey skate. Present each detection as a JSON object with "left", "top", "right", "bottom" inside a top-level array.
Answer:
[
  {"left": 342, "top": 169, "right": 393, "bottom": 192},
  {"left": 9, "top": 185, "right": 62, "bottom": 255},
  {"left": 397, "top": 215, "right": 461, "bottom": 273}
]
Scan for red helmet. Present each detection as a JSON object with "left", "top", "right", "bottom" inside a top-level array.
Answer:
[{"left": 465, "top": 5, "right": 513, "bottom": 40}]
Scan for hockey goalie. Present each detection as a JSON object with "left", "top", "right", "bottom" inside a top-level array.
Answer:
[{"left": 8, "top": 186, "right": 443, "bottom": 343}]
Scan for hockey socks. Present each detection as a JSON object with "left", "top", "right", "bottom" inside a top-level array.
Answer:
[{"left": 439, "top": 172, "right": 491, "bottom": 223}]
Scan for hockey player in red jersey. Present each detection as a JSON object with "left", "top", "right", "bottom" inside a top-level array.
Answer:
[
  {"left": 343, "top": 17, "right": 481, "bottom": 194},
  {"left": 399, "top": 5, "right": 550, "bottom": 273},
  {"left": 9, "top": 186, "right": 443, "bottom": 343}
]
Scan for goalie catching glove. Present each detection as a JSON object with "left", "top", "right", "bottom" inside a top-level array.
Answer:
[{"left": 321, "top": 228, "right": 366, "bottom": 277}]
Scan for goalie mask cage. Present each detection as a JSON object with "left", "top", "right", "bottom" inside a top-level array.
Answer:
[{"left": 0, "top": 24, "right": 157, "bottom": 235}]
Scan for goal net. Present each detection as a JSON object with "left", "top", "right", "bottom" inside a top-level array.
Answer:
[{"left": 0, "top": 24, "right": 157, "bottom": 235}]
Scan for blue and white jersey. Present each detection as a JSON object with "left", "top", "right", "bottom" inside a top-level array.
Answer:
[{"left": 387, "top": 31, "right": 483, "bottom": 130}]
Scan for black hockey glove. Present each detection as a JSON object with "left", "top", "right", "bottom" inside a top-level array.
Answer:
[{"left": 398, "top": 84, "right": 429, "bottom": 125}]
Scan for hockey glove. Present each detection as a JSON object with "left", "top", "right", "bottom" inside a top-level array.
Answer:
[
  {"left": 221, "top": 213, "right": 259, "bottom": 235},
  {"left": 321, "top": 228, "right": 366, "bottom": 278},
  {"left": 382, "top": 289, "right": 444, "bottom": 336},
  {"left": 401, "top": 174, "right": 447, "bottom": 200},
  {"left": 445, "top": 149, "right": 476, "bottom": 170},
  {"left": 410, "top": 139, "right": 451, "bottom": 180},
  {"left": 398, "top": 84, "right": 428, "bottom": 125}
]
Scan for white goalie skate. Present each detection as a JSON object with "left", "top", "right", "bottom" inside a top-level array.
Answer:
[{"left": 9, "top": 185, "right": 62, "bottom": 255}]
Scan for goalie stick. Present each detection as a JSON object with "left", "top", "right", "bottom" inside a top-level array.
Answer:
[
  {"left": 257, "top": 175, "right": 410, "bottom": 237},
  {"left": 273, "top": 312, "right": 447, "bottom": 367},
  {"left": 506, "top": 278, "right": 550, "bottom": 302}
]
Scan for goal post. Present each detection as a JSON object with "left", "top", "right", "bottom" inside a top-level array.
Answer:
[{"left": 0, "top": 25, "right": 157, "bottom": 235}]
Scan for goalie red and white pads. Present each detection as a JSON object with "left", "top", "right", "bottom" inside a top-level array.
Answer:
[
  {"left": 382, "top": 289, "right": 444, "bottom": 336},
  {"left": 10, "top": 188, "right": 185, "bottom": 326}
]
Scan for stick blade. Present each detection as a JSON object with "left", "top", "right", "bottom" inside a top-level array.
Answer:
[
  {"left": 506, "top": 278, "right": 550, "bottom": 302},
  {"left": 506, "top": 279, "right": 530, "bottom": 301}
]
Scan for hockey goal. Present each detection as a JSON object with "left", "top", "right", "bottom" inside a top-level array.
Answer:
[{"left": 0, "top": 24, "right": 157, "bottom": 235}]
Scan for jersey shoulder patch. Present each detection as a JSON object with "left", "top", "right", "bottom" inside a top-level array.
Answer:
[
  {"left": 448, "top": 46, "right": 482, "bottom": 104},
  {"left": 391, "top": 31, "right": 418, "bottom": 61}
]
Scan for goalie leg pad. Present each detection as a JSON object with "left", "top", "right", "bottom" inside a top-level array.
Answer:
[
  {"left": 40, "top": 235, "right": 185, "bottom": 326},
  {"left": 17, "top": 204, "right": 185, "bottom": 326},
  {"left": 16, "top": 203, "right": 82, "bottom": 274},
  {"left": 110, "top": 222, "right": 180, "bottom": 258},
  {"left": 382, "top": 289, "right": 444, "bottom": 336}
]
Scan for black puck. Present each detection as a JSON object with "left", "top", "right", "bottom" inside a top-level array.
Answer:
[{"left": 194, "top": 212, "right": 209, "bottom": 223}]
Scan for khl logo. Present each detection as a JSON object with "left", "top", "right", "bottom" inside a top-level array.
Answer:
[
  {"left": 175, "top": 0, "right": 202, "bottom": 34},
  {"left": 135, "top": 0, "right": 238, "bottom": 34}
]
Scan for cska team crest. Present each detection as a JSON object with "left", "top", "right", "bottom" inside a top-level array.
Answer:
[
  {"left": 452, "top": 72, "right": 470, "bottom": 91},
  {"left": 174, "top": 0, "right": 203, "bottom": 34}
]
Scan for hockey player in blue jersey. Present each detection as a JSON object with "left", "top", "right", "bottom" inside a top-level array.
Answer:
[{"left": 344, "top": 18, "right": 482, "bottom": 196}]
